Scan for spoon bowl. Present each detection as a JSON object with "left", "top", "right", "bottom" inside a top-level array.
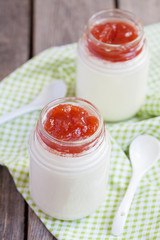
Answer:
[
  {"left": 129, "top": 134, "right": 160, "bottom": 173},
  {"left": 31, "top": 80, "right": 67, "bottom": 108},
  {"left": 0, "top": 79, "right": 67, "bottom": 125}
]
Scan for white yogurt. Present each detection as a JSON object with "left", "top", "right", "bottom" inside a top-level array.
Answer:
[
  {"left": 29, "top": 97, "right": 111, "bottom": 220},
  {"left": 76, "top": 9, "right": 150, "bottom": 122}
]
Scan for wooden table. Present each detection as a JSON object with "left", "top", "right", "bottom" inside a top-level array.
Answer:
[{"left": 1, "top": 0, "right": 160, "bottom": 239}]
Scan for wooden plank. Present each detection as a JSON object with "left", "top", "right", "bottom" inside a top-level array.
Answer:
[
  {"left": 0, "top": 0, "right": 30, "bottom": 239},
  {"left": 119, "top": 0, "right": 160, "bottom": 25},
  {"left": 33, "top": 0, "right": 115, "bottom": 54},
  {"left": 0, "top": 0, "right": 30, "bottom": 80},
  {"left": 28, "top": 208, "right": 56, "bottom": 240},
  {"left": 0, "top": 166, "right": 25, "bottom": 239}
]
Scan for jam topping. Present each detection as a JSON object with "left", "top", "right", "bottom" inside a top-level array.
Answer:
[
  {"left": 91, "top": 21, "right": 138, "bottom": 44},
  {"left": 44, "top": 104, "right": 99, "bottom": 141},
  {"left": 87, "top": 20, "right": 143, "bottom": 62}
]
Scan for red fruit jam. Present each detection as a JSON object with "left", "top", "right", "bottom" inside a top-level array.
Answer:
[
  {"left": 91, "top": 21, "right": 138, "bottom": 44},
  {"left": 87, "top": 20, "right": 143, "bottom": 62},
  {"left": 44, "top": 104, "right": 99, "bottom": 141}
]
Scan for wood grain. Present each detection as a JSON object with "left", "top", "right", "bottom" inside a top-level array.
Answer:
[
  {"left": 0, "top": 0, "right": 30, "bottom": 80},
  {"left": 28, "top": 208, "right": 56, "bottom": 240},
  {"left": 33, "top": 0, "right": 115, "bottom": 54},
  {"left": 0, "top": 0, "right": 30, "bottom": 239},
  {"left": 119, "top": 0, "right": 160, "bottom": 25},
  {"left": 0, "top": 166, "right": 25, "bottom": 240}
]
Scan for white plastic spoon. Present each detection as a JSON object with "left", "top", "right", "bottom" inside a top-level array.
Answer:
[
  {"left": 0, "top": 79, "right": 67, "bottom": 125},
  {"left": 111, "top": 134, "right": 160, "bottom": 236}
]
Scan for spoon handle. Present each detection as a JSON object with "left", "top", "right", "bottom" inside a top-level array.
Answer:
[
  {"left": 0, "top": 104, "right": 40, "bottom": 125},
  {"left": 111, "top": 172, "right": 142, "bottom": 236}
]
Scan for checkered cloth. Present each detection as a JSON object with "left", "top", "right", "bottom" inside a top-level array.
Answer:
[{"left": 0, "top": 23, "right": 160, "bottom": 239}]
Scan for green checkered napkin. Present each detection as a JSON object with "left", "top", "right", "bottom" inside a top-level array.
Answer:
[{"left": 0, "top": 23, "right": 160, "bottom": 240}]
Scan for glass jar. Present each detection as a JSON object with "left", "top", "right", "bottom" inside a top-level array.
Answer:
[
  {"left": 29, "top": 97, "right": 111, "bottom": 220},
  {"left": 76, "top": 9, "right": 149, "bottom": 122}
]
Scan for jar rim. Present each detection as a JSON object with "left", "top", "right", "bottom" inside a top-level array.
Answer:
[
  {"left": 38, "top": 97, "right": 104, "bottom": 149},
  {"left": 86, "top": 8, "right": 144, "bottom": 48}
]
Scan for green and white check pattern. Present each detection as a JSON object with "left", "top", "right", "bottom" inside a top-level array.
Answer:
[{"left": 0, "top": 24, "right": 160, "bottom": 239}]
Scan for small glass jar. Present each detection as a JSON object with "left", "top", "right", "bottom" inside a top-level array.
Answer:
[
  {"left": 76, "top": 9, "right": 150, "bottom": 122},
  {"left": 29, "top": 97, "right": 111, "bottom": 220}
]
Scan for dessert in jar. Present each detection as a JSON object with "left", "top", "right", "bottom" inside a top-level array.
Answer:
[
  {"left": 76, "top": 9, "right": 149, "bottom": 122},
  {"left": 29, "top": 97, "right": 111, "bottom": 220}
]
